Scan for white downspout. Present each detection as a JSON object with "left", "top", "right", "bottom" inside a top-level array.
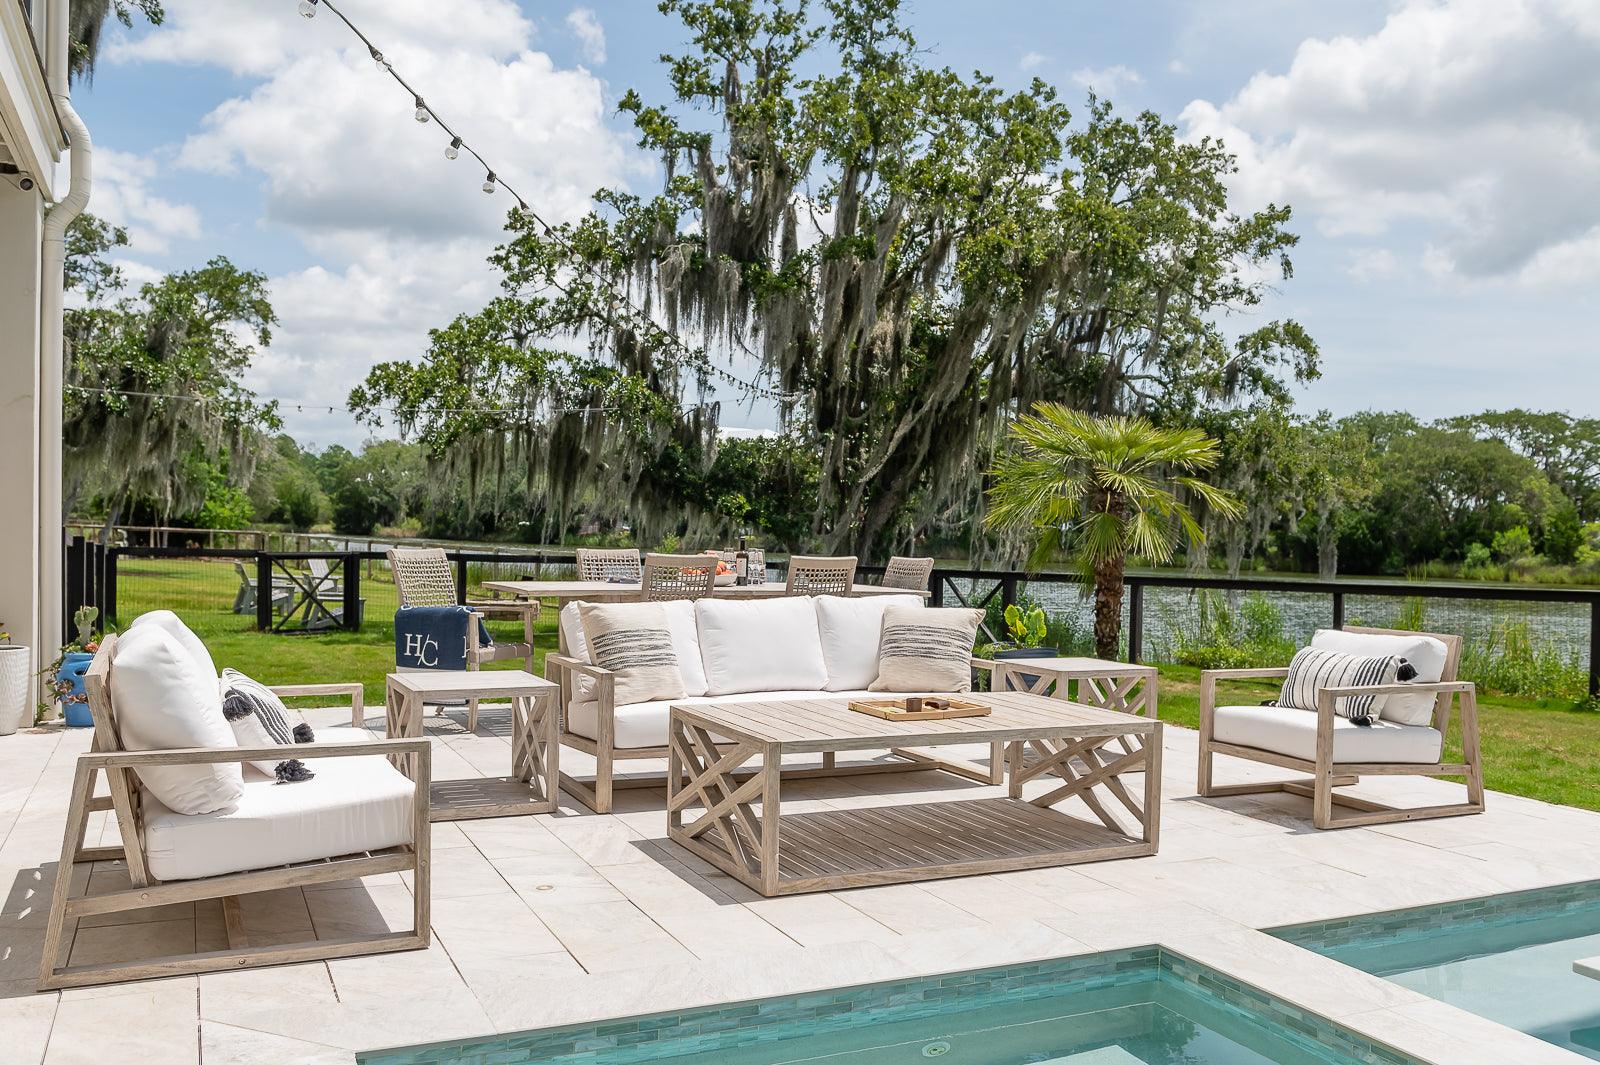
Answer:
[{"left": 39, "top": 0, "right": 89, "bottom": 692}]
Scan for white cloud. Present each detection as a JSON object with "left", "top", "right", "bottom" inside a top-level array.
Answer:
[
  {"left": 1167, "top": 59, "right": 1188, "bottom": 75},
  {"left": 1069, "top": 64, "right": 1142, "bottom": 96},
  {"left": 1019, "top": 51, "right": 1047, "bottom": 72},
  {"left": 565, "top": 8, "right": 606, "bottom": 65},
  {"left": 1180, "top": 0, "right": 1600, "bottom": 283},
  {"left": 92, "top": 148, "right": 202, "bottom": 254},
  {"left": 107, "top": 0, "right": 647, "bottom": 447},
  {"left": 1346, "top": 248, "right": 1400, "bottom": 283}
]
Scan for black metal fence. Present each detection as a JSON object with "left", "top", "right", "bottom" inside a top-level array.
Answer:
[{"left": 63, "top": 538, "right": 1600, "bottom": 695}]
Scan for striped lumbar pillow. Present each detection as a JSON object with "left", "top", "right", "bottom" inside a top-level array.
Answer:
[
  {"left": 870, "top": 606, "right": 984, "bottom": 693},
  {"left": 220, "top": 668, "right": 316, "bottom": 781},
  {"left": 1276, "top": 648, "right": 1401, "bottom": 725},
  {"left": 577, "top": 602, "right": 686, "bottom": 707}
]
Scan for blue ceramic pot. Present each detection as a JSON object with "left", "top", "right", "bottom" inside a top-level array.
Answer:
[{"left": 57, "top": 651, "right": 95, "bottom": 728}]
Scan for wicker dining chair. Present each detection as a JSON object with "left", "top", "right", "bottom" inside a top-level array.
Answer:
[
  {"left": 718, "top": 548, "right": 768, "bottom": 585},
  {"left": 576, "top": 548, "right": 643, "bottom": 582},
  {"left": 881, "top": 555, "right": 934, "bottom": 591},
  {"left": 641, "top": 553, "right": 719, "bottom": 601},
  {"left": 387, "top": 547, "right": 538, "bottom": 730},
  {"left": 785, "top": 555, "right": 858, "bottom": 596}
]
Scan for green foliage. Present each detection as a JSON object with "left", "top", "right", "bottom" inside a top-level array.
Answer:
[
  {"left": 1491, "top": 524, "right": 1534, "bottom": 564},
  {"left": 1463, "top": 542, "right": 1493, "bottom": 572},
  {"left": 1544, "top": 503, "right": 1584, "bottom": 565},
  {"left": 70, "top": 0, "right": 164, "bottom": 84},
  {"left": 1459, "top": 620, "right": 1587, "bottom": 700},
  {"left": 1161, "top": 592, "right": 1296, "bottom": 669},
  {"left": 702, "top": 437, "right": 820, "bottom": 550},
  {"left": 195, "top": 467, "right": 255, "bottom": 530},
  {"left": 1002, "top": 604, "right": 1049, "bottom": 648}
]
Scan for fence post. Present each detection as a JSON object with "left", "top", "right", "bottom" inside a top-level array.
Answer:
[
  {"left": 1127, "top": 581, "right": 1144, "bottom": 664},
  {"left": 63, "top": 536, "right": 85, "bottom": 642},
  {"left": 105, "top": 547, "right": 119, "bottom": 624},
  {"left": 342, "top": 552, "right": 362, "bottom": 632},
  {"left": 454, "top": 553, "right": 469, "bottom": 604},
  {"left": 1000, "top": 574, "right": 1018, "bottom": 613},
  {"left": 930, "top": 572, "right": 945, "bottom": 607},
  {"left": 1332, "top": 591, "right": 1345, "bottom": 630},
  {"left": 1590, "top": 600, "right": 1599, "bottom": 698},
  {"left": 256, "top": 553, "right": 273, "bottom": 631}
]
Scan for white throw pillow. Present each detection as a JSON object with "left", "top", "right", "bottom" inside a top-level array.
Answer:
[
  {"left": 558, "top": 602, "right": 597, "bottom": 700},
  {"left": 109, "top": 626, "right": 243, "bottom": 815},
  {"left": 696, "top": 597, "right": 828, "bottom": 695},
  {"left": 871, "top": 607, "right": 982, "bottom": 693},
  {"left": 219, "top": 668, "right": 315, "bottom": 779},
  {"left": 1310, "top": 629, "right": 1449, "bottom": 726},
  {"left": 578, "top": 602, "right": 687, "bottom": 706},
  {"left": 129, "top": 609, "right": 219, "bottom": 685},
  {"left": 661, "top": 599, "right": 710, "bottom": 697},
  {"left": 814, "top": 594, "right": 924, "bottom": 691}
]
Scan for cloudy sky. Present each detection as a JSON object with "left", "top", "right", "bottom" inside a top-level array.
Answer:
[{"left": 79, "top": 0, "right": 1599, "bottom": 448}]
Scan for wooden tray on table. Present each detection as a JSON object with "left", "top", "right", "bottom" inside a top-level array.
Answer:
[{"left": 847, "top": 697, "right": 991, "bottom": 721}]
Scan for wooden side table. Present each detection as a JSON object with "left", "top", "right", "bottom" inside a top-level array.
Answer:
[
  {"left": 993, "top": 656, "right": 1159, "bottom": 718},
  {"left": 385, "top": 670, "right": 559, "bottom": 821}
]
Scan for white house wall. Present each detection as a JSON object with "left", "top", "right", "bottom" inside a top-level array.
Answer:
[{"left": 0, "top": 179, "right": 43, "bottom": 664}]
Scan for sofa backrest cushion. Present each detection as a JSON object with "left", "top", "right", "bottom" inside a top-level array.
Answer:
[
  {"left": 578, "top": 602, "right": 688, "bottom": 706},
  {"left": 696, "top": 596, "right": 827, "bottom": 695},
  {"left": 1310, "top": 628, "right": 1449, "bottom": 726},
  {"left": 130, "top": 609, "right": 219, "bottom": 686},
  {"left": 814, "top": 594, "right": 924, "bottom": 691},
  {"left": 109, "top": 625, "right": 244, "bottom": 815},
  {"left": 870, "top": 606, "right": 983, "bottom": 694},
  {"left": 562, "top": 600, "right": 708, "bottom": 698}
]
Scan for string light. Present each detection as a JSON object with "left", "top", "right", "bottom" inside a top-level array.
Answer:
[
  {"left": 369, "top": 47, "right": 388, "bottom": 72},
  {"left": 65, "top": 385, "right": 620, "bottom": 419},
  {"left": 299, "top": 0, "right": 800, "bottom": 404}
]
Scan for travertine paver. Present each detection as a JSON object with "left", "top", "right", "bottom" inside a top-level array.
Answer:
[{"left": 2, "top": 704, "right": 1600, "bottom": 1064}]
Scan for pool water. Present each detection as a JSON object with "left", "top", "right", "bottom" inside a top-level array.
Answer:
[
  {"left": 361, "top": 948, "right": 1416, "bottom": 1065},
  {"left": 1274, "top": 880, "right": 1600, "bottom": 1061}
]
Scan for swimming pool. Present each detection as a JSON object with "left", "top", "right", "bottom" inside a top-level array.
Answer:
[
  {"left": 1273, "top": 879, "right": 1600, "bottom": 1060},
  {"left": 361, "top": 947, "right": 1417, "bottom": 1065}
]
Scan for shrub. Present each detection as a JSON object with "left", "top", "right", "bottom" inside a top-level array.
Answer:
[
  {"left": 1161, "top": 591, "right": 1297, "bottom": 669},
  {"left": 1491, "top": 525, "right": 1534, "bottom": 564}
]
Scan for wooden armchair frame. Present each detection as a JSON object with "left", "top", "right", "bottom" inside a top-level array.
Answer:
[
  {"left": 1196, "top": 626, "right": 1484, "bottom": 829},
  {"left": 544, "top": 654, "right": 999, "bottom": 813},
  {"left": 38, "top": 635, "right": 432, "bottom": 990}
]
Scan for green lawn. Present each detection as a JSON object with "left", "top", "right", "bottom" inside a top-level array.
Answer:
[{"left": 108, "top": 558, "right": 1600, "bottom": 813}]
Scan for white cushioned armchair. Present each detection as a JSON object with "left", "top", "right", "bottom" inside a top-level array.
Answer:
[{"left": 1197, "top": 625, "right": 1484, "bottom": 829}]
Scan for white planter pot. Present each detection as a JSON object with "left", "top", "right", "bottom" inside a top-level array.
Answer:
[{"left": 0, "top": 645, "right": 31, "bottom": 736}]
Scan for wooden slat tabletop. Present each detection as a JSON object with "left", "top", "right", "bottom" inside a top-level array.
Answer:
[{"left": 483, "top": 580, "right": 926, "bottom": 602}]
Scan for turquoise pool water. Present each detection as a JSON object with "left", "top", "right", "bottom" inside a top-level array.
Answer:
[
  {"left": 361, "top": 948, "right": 1416, "bottom": 1065},
  {"left": 1274, "top": 879, "right": 1600, "bottom": 1060}
]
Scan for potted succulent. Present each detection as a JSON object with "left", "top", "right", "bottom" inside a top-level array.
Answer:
[
  {"left": 48, "top": 606, "right": 103, "bottom": 728},
  {"left": 0, "top": 622, "right": 29, "bottom": 736},
  {"left": 993, "top": 603, "right": 1057, "bottom": 689}
]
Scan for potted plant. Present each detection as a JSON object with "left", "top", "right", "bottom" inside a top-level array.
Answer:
[
  {"left": 47, "top": 606, "right": 103, "bottom": 729},
  {"left": 0, "top": 622, "right": 29, "bottom": 736},
  {"left": 993, "top": 603, "right": 1057, "bottom": 689}
]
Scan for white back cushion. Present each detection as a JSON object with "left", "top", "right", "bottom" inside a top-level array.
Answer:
[
  {"left": 814, "top": 594, "right": 924, "bottom": 691},
  {"left": 109, "top": 626, "right": 243, "bottom": 815},
  {"left": 1310, "top": 629, "right": 1450, "bottom": 726},
  {"left": 130, "top": 609, "right": 219, "bottom": 686},
  {"left": 696, "top": 596, "right": 827, "bottom": 695},
  {"left": 560, "top": 600, "right": 707, "bottom": 697}
]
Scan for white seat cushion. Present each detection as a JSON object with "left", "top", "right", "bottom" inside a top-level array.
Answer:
[
  {"left": 1310, "top": 629, "right": 1449, "bottom": 726},
  {"left": 142, "top": 727, "right": 415, "bottom": 881},
  {"left": 1212, "top": 705, "right": 1443, "bottom": 765},
  {"left": 568, "top": 690, "right": 951, "bottom": 750},
  {"left": 696, "top": 597, "right": 827, "bottom": 695},
  {"left": 814, "top": 594, "right": 924, "bottom": 691},
  {"left": 110, "top": 626, "right": 243, "bottom": 816}
]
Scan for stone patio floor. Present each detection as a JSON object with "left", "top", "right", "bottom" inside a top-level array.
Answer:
[{"left": 4, "top": 703, "right": 1600, "bottom": 1064}]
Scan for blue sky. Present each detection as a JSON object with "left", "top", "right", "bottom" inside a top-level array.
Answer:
[{"left": 78, "top": 0, "right": 1600, "bottom": 447}]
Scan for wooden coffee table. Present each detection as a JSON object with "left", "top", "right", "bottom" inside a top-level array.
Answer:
[
  {"left": 385, "top": 670, "right": 558, "bottom": 821},
  {"left": 666, "top": 693, "right": 1160, "bottom": 896}
]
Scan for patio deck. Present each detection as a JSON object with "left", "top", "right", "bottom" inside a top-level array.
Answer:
[{"left": 3, "top": 704, "right": 1599, "bottom": 1065}]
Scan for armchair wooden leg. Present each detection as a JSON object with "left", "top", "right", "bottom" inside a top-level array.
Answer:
[
  {"left": 38, "top": 758, "right": 95, "bottom": 989},
  {"left": 593, "top": 742, "right": 614, "bottom": 814}
]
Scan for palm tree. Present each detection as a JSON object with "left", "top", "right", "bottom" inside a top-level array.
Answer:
[{"left": 985, "top": 404, "right": 1242, "bottom": 658}]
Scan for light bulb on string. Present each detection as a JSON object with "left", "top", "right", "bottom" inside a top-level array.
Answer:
[
  {"left": 413, "top": 96, "right": 430, "bottom": 123},
  {"left": 482, "top": 171, "right": 497, "bottom": 194},
  {"left": 369, "top": 47, "right": 389, "bottom": 71},
  {"left": 298, "top": 0, "right": 318, "bottom": 18},
  {"left": 445, "top": 136, "right": 462, "bottom": 161}
]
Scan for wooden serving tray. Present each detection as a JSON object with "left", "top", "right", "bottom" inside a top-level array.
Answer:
[{"left": 847, "top": 697, "right": 991, "bottom": 721}]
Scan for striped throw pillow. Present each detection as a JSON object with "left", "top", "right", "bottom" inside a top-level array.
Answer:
[
  {"left": 1277, "top": 648, "right": 1401, "bottom": 724},
  {"left": 870, "top": 607, "right": 983, "bottom": 693},
  {"left": 577, "top": 602, "right": 686, "bottom": 707},
  {"left": 220, "top": 668, "right": 315, "bottom": 781}
]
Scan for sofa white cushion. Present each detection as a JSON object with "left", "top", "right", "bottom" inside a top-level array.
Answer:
[
  {"left": 1311, "top": 629, "right": 1449, "bottom": 726},
  {"left": 814, "top": 594, "right": 924, "bottom": 691},
  {"left": 560, "top": 599, "right": 708, "bottom": 698},
  {"left": 129, "top": 609, "right": 219, "bottom": 685},
  {"left": 696, "top": 597, "right": 827, "bottom": 695},
  {"left": 1212, "top": 704, "right": 1443, "bottom": 765},
  {"left": 109, "top": 626, "right": 243, "bottom": 816},
  {"left": 141, "top": 727, "right": 414, "bottom": 881}
]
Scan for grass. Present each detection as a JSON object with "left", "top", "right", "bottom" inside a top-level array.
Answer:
[{"left": 105, "top": 559, "right": 1600, "bottom": 813}]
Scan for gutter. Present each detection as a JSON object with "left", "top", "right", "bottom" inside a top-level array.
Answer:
[{"left": 38, "top": 0, "right": 85, "bottom": 664}]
